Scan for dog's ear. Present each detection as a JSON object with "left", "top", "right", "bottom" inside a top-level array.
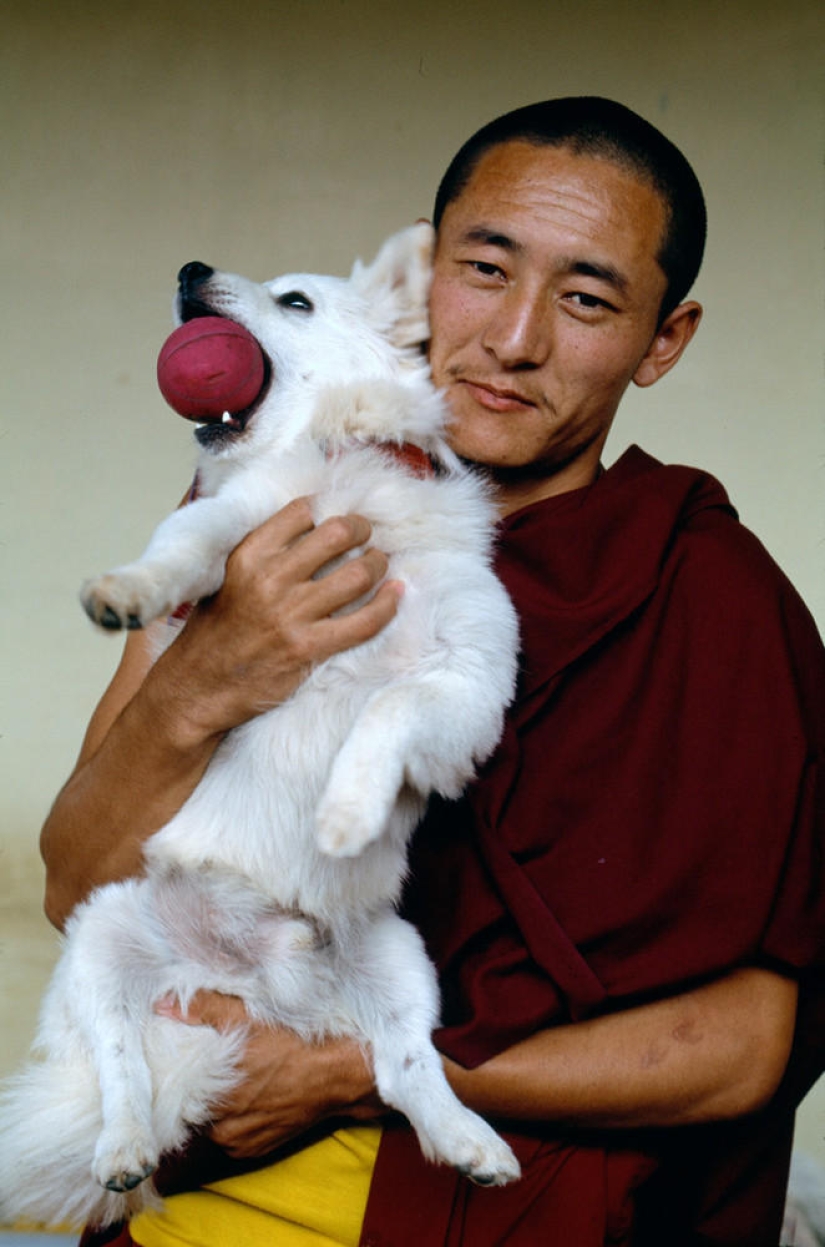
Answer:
[{"left": 350, "top": 222, "right": 434, "bottom": 351}]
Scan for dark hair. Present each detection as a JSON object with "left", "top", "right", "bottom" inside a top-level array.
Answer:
[{"left": 433, "top": 97, "right": 706, "bottom": 323}]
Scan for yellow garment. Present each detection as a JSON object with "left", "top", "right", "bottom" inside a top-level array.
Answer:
[{"left": 130, "top": 1125, "right": 381, "bottom": 1247}]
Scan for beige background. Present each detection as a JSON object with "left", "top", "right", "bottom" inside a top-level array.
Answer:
[{"left": 2, "top": 0, "right": 823, "bottom": 1177}]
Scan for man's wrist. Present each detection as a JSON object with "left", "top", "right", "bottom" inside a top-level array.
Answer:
[
  {"left": 321, "top": 1038, "right": 382, "bottom": 1121},
  {"left": 140, "top": 639, "right": 232, "bottom": 754}
]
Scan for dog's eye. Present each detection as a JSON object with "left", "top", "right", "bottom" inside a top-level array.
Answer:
[{"left": 276, "top": 291, "right": 314, "bottom": 313}]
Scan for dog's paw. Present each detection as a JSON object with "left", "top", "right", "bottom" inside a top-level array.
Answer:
[
  {"left": 93, "top": 1131, "right": 159, "bottom": 1194},
  {"left": 81, "top": 567, "right": 178, "bottom": 631},
  {"left": 315, "top": 802, "right": 375, "bottom": 858},
  {"left": 454, "top": 1134, "right": 521, "bottom": 1188},
  {"left": 315, "top": 782, "right": 394, "bottom": 857},
  {"left": 316, "top": 750, "right": 401, "bottom": 857},
  {"left": 429, "top": 1113, "right": 521, "bottom": 1187}
]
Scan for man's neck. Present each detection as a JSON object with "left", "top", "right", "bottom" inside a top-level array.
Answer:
[{"left": 491, "top": 456, "right": 605, "bottom": 517}]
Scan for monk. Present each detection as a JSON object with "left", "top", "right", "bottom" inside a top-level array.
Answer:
[{"left": 43, "top": 98, "right": 825, "bottom": 1246}]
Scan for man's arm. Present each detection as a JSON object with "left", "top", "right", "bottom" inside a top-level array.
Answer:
[
  {"left": 445, "top": 966, "right": 798, "bottom": 1129},
  {"left": 170, "top": 965, "right": 797, "bottom": 1158},
  {"left": 41, "top": 499, "right": 401, "bottom": 929}
]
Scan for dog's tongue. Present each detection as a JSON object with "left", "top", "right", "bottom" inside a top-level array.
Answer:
[{"left": 156, "top": 318, "right": 267, "bottom": 422}]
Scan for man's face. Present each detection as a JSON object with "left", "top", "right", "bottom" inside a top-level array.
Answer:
[{"left": 428, "top": 141, "right": 672, "bottom": 507}]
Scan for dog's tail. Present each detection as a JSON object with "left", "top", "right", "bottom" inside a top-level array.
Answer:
[
  {"left": 0, "top": 1020, "right": 244, "bottom": 1231},
  {"left": 0, "top": 1054, "right": 158, "bottom": 1230}
]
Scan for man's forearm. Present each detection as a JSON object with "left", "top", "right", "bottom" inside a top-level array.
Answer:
[
  {"left": 172, "top": 968, "right": 798, "bottom": 1162},
  {"left": 41, "top": 636, "right": 224, "bottom": 928},
  {"left": 444, "top": 968, "right": 798, "bottom": 1130}
]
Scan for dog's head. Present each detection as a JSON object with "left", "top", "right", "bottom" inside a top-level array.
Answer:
[{"left": 174, "top": 222, "right": 435, "bottom": 458}]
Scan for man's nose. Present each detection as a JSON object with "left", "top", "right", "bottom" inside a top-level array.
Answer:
[{"left": 481, "top": 289, "right": 552, "bottom": 368}]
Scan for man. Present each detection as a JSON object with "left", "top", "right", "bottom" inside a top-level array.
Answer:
[{"left": 46, "top": 99, "right": 825, "bottom": 1245}]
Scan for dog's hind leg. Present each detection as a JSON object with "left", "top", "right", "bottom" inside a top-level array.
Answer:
[
  {"left": 316, "top": 665, "right": 508, "bottom": 859},
  {"left": 344, "top": 911, "right": 520, "bottom": 1187},
  {"left": 91, "top": 1021, "right": 157, "bottom": 1193},
  {"left": 57, "top": 880, "right": 163, "bottom": 1193}
]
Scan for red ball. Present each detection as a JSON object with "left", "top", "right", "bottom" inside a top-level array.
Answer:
[{"left": 157, "top": 317, "right": 266, "bottom": 420}]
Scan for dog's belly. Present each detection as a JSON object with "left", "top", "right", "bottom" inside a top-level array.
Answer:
[{"left": 145, "top": 675, "right": 420, "bottom": 920}]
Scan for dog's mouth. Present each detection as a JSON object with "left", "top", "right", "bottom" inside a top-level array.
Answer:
[
  {"left": 191, "top": 347, "right": 272, "bottom": 451},
  {"left": 178, "top": 292, "right": 215, "bottom": 325},
  {"left": 176, "top": 273, "right": 272, "bottom": 451}
]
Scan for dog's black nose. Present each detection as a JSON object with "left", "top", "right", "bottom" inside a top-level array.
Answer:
[{"left": 177, "top": 261, "right": 214, "bottom": 288}]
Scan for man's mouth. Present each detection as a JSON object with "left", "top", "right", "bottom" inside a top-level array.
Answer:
[{"left": 458, "top": 379, "right": 537, "bottom": 412}]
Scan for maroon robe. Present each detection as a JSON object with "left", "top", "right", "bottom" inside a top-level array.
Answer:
[
  {"left": 361, "top": 446, "right": 825, "bottom": 1245},
  {"left": 81, "top": 447, "right": 825, "bottom": 1247}
]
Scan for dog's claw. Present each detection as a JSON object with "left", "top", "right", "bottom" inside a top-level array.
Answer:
[
  {"left": 464, "top": 1169, "right": 498, "bottom": 1187},
  {"left": 456, "top": 1159, "right": 521, "bottom": 1187},
  {"left": 81, "top": 567, "right": 174, "bottom": 633},
  {"left": 99, "top": 606, "right": 123, "bottom": 631},
  {"left": 103, "top": 1161, "right": 156, "bottom": 1192}
]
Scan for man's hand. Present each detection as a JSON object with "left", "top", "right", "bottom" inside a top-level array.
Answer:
[
  {"left": 158, "top": 498, "right": 404, "bottom": 743},
  {"left": 156, "top": 991, "right": 383, "bottom": 1158}
]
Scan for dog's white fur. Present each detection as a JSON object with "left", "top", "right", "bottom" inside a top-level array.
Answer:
[{"left": 0, "top": 223, "right": 521, "bottom": 1229}]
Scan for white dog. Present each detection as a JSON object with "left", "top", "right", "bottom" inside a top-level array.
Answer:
[{"left": 0, "top": 223, "right": 521, "bottom": 1230}]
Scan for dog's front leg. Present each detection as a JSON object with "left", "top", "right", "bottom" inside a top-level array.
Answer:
[{"left": 81, "top": 492, "right": 260, "bottom": 630}]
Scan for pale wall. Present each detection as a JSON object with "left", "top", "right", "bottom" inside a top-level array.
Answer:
[{"left": 2, "top": 0, "right": 823, "bottom": 1165}]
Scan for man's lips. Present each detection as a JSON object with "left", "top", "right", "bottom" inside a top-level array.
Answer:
[{"left": 457, "top": 379, "right": 537, "bottom": 412}]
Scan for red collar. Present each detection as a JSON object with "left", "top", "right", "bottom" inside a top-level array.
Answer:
[
  {"left": 377, "top": 441, "right": 435, "bottom": 478},
  {"left": 324, "top": 439, "right": 436, "bottom": 479}
]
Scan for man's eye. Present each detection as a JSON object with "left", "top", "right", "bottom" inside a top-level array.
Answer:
[
  {"left": 276, "top": 291, "right": 314, "bottom": 312},
  {"left": 569, "top": 292, "right": 612, "bottom": 310},
  {"left": 470, "top": 260, "right": 504, "bottom": 278}
]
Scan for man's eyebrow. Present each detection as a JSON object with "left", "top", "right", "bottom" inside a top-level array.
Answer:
[
  {"left": 459, "top": 227, "right": 524, "bottom": 253},
  {"left": 457, "top": 233, "right": 630, "bottom": 293},
  {"left": 560, "top": 257, "right": 629, "bottom": 293}
]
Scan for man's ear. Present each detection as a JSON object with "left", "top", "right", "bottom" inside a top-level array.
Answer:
[{"left": 633, "top": 301, "right": 702, "bottom": 389}]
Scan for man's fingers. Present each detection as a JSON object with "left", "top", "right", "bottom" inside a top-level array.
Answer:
[
  {"left": 239, "top": 507, "right": 396, "bottom": 631},
  {"left": 250, "top": 496, "right": 317, "bottom": 547},
  {"left": 296, "top": 513, "right": 375, "bottom": 567},
  {"left": 303, "top": 547, "right": 391, "bottom": 618},
  {"left": 209, "top": 1113, "right": 288, "bottom": 1158},
  {"left": 231, "top": 509, "right": 375, "bottom": 584},
  {"left": 223, "top": 510, "right": 387, "bottom": 626},
  {"left": 155, "top": 990, "right": 248, "bottom": 1031},
  {"left": 170, "top": 504, "right": 400, "bottom": 732},
  {"left": 312, "top": 578, "right": 404, "bottom": 655}
]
